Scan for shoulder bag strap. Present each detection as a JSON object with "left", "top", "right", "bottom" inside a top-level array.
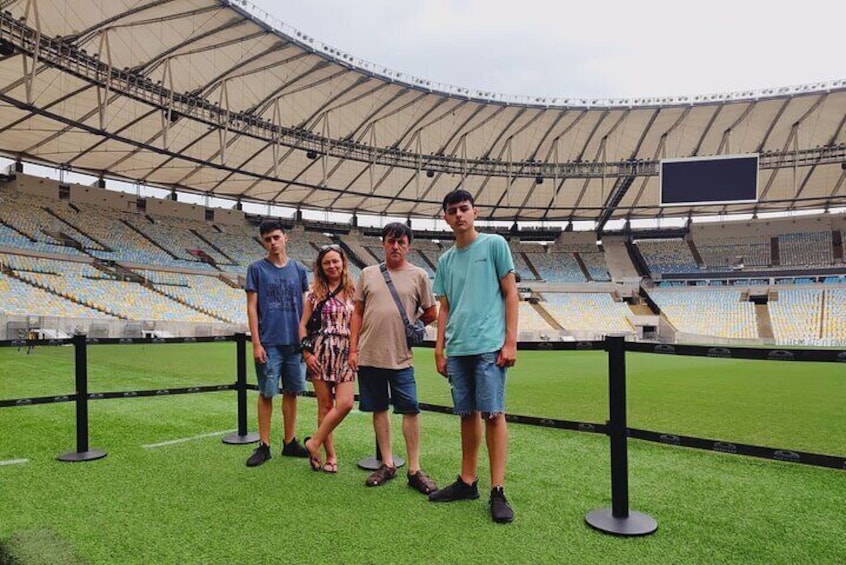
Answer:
[{"left": 380, "top": 263, "right": 412, "bottom": 326}]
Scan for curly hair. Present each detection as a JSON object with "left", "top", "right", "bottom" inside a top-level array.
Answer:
[{"left": 310, "top": 244, "right": 355, "bottom": 301}]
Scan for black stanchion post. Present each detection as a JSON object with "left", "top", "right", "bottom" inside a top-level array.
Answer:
[
  {"left": 223, "top": 332, "right": 259, "bottom": 445},
  {"left": 585, "top": 334, "right": 657, "bottom": 536},
  {"left": 58, "top": 334, "right": 106, "bottom": 462},
  {"left": 357, "top": 440, "right": 404, "bottom": 471}
]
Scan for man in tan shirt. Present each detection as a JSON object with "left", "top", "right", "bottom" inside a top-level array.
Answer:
[{"left": 348, "top": 222, "right": 438, "bottom": 493}]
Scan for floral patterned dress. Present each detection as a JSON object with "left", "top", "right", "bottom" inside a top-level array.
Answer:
[{"left": 306, "top": 291, "right": 355, "bottom": 383}]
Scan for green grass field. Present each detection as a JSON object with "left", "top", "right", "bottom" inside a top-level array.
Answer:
[{"left": 1, "top": 343, "right": 844, "bottom": 564}]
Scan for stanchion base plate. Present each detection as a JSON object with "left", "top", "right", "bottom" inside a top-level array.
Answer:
[
  {"left": 356, "top": 456, "right": 405, "bottom": 471},
  {"left": 57, "top": 449, "right": 107, "bottom": 462},
  {"left": 585, "top": 509, "right": 657, "bottom": 536},
  {"left": 222, "top": 432, "right": 260, "bottom": 445}
]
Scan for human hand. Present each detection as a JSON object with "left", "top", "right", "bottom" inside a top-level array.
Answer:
[
  {"left": 496, "top": 343, "right": 516, "bottom": 368},
  {"left": 253, "top": 343, "right": 267, "bottom": 364},
  {"left": 347, "top": 350, "right": 358, "bottom": 371},
  {"left": 304, "top": 352, "right": 320, "bottom": 375},
  {"left": 435, "top": 351, "right": 448, "bottom": 378}
]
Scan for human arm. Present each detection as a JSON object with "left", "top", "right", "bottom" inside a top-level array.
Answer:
[
  {"left": 299, "top": 294, "right": 319, "bottom": 375},
  {"left": 348, "top": 300, "right": 365, "bottom": 371},
  {"left": 246, "top": 291, "right": 266, "bottom": 363},
  {"left": 434, "top": 296, "right": 449, "bottom": 377},
  {"left": 419, "top": 304, "right": 437, "bottom": 325},
  {"left": 496, "top": 272, "right": 519, "bottom": 368}
]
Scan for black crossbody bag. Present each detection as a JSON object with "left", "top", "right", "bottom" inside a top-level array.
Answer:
[
  {"left": 380, "top": 263, "right": 426, "bottom": 347},
  {"left": 301, "top": 285, "right": 341, "bottom": 352}
]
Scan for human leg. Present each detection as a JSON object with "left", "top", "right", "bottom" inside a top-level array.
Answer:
[
  {"left": 388, "top": 367, "right": 421, "bottom": 473},
  {"left": 372, "top": 410, "right": 393, "bottom": 468},
  {"left": 474, "top": 351, "right": 513, "bottom": 523},
  {"left": 279, "top": 346, "right": 309, "bottom": 457},
  {"left": 358, "top": 367, "right": 398, "bottom": 486},
  {"left": 401, "top": 413, "right": 420, "bottom": 474},
  {"left": 485, "top": 413, "right": 508, "bottom": 487},
  {"left": 257, "top": 395, "right": 273, "bottom": 446},
  {"left": 306, "top": 381, "right": 354, "bottom": 463},
  {"left": 247, "top": 351, "right": 281, "bottom": 466},
  {"left": 460, "top": 412, "right": 482, "bottom": 484}
]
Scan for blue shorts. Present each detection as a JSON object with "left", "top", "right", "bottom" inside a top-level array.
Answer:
[
  {"left": 358, "top": 366, "right": 419, "bottom": 414},
  {"left": 254, "top": 345, "right": 307, "bottom": 398},
  {"left": 446, "top": 352, "right": 507, "bottom": 417}
]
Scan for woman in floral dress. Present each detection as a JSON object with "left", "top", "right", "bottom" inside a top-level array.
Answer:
[{"left": 300, "top": 244, "right": 356, "bottom": 472}]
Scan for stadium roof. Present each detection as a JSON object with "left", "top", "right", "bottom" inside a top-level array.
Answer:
[{"left": 0, "top": 0, "right": 844, "bottom": 225}]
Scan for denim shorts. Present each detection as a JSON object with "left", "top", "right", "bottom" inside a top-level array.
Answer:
[
  {"left": 254, "top": 345, "right": 307, "bottom": 398},
  {"left": 446, "top": 352, "right": 506, "bottom": 416},
  {"left": 357, "top": 366, "right": 419, "bottom": 414}
]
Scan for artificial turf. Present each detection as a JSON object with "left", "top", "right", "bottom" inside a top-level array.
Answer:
[{"left": 1, "top": 344, "right": 844, "bottom": 563}]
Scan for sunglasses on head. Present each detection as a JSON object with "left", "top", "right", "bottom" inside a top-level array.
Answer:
[{"left": 320, "top": 244, "right": 342, "bottom": 252}]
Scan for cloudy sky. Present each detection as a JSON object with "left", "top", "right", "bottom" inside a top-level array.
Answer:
[{"left": 250, "top": 0, "right": 844, "bottom": 100}]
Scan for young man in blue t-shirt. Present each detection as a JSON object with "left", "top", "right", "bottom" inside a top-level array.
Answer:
[
  {"left": 244, "top": 220, "right": 310, "bottom": 467},
  {"left": 430, "top": 189, "right": 519, "bottom": 523}
]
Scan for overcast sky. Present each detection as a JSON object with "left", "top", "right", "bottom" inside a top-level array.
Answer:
[{"left": 250, "top": 0, "right": 845, "bottom": 100}]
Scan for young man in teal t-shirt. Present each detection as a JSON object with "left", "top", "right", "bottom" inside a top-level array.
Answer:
[{"left": 430, "top": 189, "right": 519, "bottom": 523}]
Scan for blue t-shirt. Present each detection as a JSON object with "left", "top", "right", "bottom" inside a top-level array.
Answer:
[
  {"left": 433, "top": 233, "right": 515, "bottom": 356},
  {"left": 245, "top": 258, "right": 309, "bottom": 346}
]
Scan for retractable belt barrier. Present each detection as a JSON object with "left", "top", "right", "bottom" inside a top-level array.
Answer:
[{"left": 1, "top": 334, "right": 843, "bottom": 471}]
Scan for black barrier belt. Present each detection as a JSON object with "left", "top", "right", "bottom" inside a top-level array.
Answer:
[
  {"left": 249, "top": 385, "right": 608, "bottom": 434},
  {"left": 418, "top": 401, "right": 608, "bottom": 433},
  {"left": 626, "top": 341, "right": 846, "bottom": 363},
  {"left": 414, "top": 339, "right": 605, "bottom": 351},
  {"left": 236, "top": 387, "right": 846, "bottom": 471},
  {"left": 0, "top": 385, "right": 236, "bottom": 408},
  {"left": 0, "top": 394, "right": 76, "bottom": 408},
  {"left": 629, "top": 428, "right": 846, "bottom": 471},
  {"left": 0, "top": 338, "right": 72, "bottom": 348},
  {"left": 0, "top": 336, "right": 235, "bottom": 348},
  {"left": 85, "top": 384, "right": 236, "bottom": 400}
]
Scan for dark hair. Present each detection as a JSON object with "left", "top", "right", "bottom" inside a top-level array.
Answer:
[
  {"left": 258, "top": 219, "right": 286, "bottom": 236},
  {"left": 442, "top": 189, "right": 475, "bottom": 212},
  {"left": 381, "top": 222, "right": 413, "bottom": 244}
]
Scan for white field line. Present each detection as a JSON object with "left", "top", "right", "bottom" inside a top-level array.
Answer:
[
  {"left": 0, "top": 458, "right": 29, "bottom": 466},
  {"left": 142, "top": 430, "right": 236, "bottom": 449}
]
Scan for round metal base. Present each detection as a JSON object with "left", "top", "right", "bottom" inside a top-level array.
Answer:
[
  {"left": 221, "top": 432, "right": 260, "bottom": 445},
  {"left": 57, "top": 449, "right": 107, "bottom": 462},
  {"left": 585, "top": 509, "right": 658, "bottom": 537},
  {"left": 356, "top": 455, "right": 405, "bottom": 471}
]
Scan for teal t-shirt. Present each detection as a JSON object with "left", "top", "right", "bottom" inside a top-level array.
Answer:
[{"left": 433, "top": 233, "right": 515, "bottom": 356}]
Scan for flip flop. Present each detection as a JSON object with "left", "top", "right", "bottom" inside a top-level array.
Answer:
[
  {"left": 304, "top": 437, "right": 321, "bottom": 472},
  {"left": 322, "top": 461, "right": 338, "bottom": 474}
]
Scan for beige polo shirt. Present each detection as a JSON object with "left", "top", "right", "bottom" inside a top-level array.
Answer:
[{"left": 355, "top": 263, "right": 435, "bottom": 369}]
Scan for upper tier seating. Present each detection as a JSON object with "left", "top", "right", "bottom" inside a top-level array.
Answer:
[
  {"left": 695, "top": 235, "right": 771, "bottom": 269},
  {"left": 778, "top": 231, "right": 833, "bottom": 267},
  {"left": 525, "top": 252, "right": 585, "bottom": 282},
  {"left": 636, "top": 239, "right": 699, "bottom": 274}
]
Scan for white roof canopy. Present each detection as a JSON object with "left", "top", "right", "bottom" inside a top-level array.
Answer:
[{"left": 0, "top": 0, "right": 844, "bottom": 225}]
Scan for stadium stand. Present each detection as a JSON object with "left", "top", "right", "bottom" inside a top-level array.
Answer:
[
  {"left": 648, "top": 289, "right": 757, "bottom": 340},
  {"left": 524, "top": 251, "right": 585, "bottom": 282},
  {"left": 636, "top": 239, "right": 699, "bottom": 274},
  {"left": 769, "top": 288, "right": 823, "bottom": 345},
  {"left": 778, "top": 231, "right": 833, "bottom": 267},
  {"left": 541, "top": 292, "right": 635, "bottom": 337},
  {"left": 1, "top": 175, "right": 844, "bottom": 345}
]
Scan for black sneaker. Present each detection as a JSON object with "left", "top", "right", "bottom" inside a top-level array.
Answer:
[
  {"left": 281, "top": 437, "right": 309, "bottom": 458},
  {"left": 428, "top": 476, "right": 480, "bottom": 502},
  {"left": 490, "top": 486, "right": 514, "bottom": 523},
  {"left": 246, "top": 442, "right": 271, "bottom": 467}
]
